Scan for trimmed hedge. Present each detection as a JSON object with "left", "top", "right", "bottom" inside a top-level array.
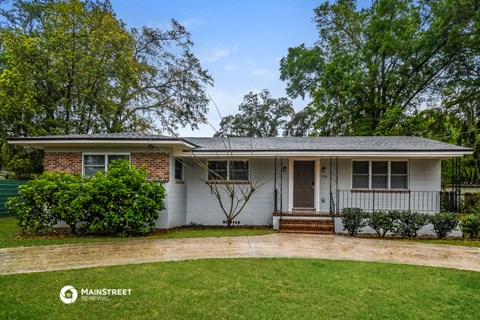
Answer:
[
  {"left": 341, "top": 208, "right": 368, "bottom": 236},
  {"left": 366, "top": 210, "right": 399, "bottom": 238},
  {"left": 341, "top": 208, "right": 458, "bottom": 238},
  {"left": 460, "top": 214, "right": 480, "bottom": 238},
  {"left": 429, "top": 212, "right": 459, "bottom": 238},
  {"left": 394, "top": 211, "right": 428, "bottom": 238},
  {"left": 7, "top": 160, "right": 166, "bottom": 235}
]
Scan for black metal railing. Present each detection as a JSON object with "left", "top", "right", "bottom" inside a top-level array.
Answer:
[{"left": 337, "top": 190, "right": 458, "bottom": 213}]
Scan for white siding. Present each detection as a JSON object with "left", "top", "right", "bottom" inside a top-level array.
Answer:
[
  {"left": 409, "top": 159, "right": 441, "bottom": 192},
  {"left": 155, "top": 154, "right": 187, "bottom": 228},
  {"left": 319, "top": 160, "right": 330, "bottom": 213},
  {"left": 320, "top": 159, "right": 355, "bottom": 213},
  {"left": 158, "top": 183, "right": 186, "bottom": 228},
  {"left": 185, "top": 158, "right": 275, "bottom": 226}
]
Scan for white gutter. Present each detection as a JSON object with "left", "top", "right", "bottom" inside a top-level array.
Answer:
[{"left": 176, "top": 150, "right": 472, "bottom": 158}]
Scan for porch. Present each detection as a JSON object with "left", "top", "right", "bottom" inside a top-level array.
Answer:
[
  {"left": 272, "top": 156, "right": 462, "bottom": 234},
  {"left": 273, "top": 191, "right": 459, "bottom": 234}
]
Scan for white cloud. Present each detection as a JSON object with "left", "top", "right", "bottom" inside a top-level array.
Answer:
[
  {"left": 181, "top": 17, "right": 207, "bottom": 29},
  {"left": 200, "top": 48, "right": 230, "bottom": 63},
  {"left": 199, "top": 45, "right": 238, "bottom": 63},
  {"left": 249, "top": 69, "right": 277, "bottom": 80},
  {"left": 224, "top": 64, "right": 237, "bottom": 72}
]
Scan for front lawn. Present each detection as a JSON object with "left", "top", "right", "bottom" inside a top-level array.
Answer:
[
  {"left": 0, "top": 218, "right": 275, "bottom": 248},
  {"left": 1, "top": 258, "right": 479, "bottom": 319}
]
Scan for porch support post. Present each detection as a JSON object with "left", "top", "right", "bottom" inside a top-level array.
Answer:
[
  {"left": 452, "top": 157, "right": 462, "bottom": 213},
  {"left": 288, "top": 158, "right": 294, "bottom": 211},
  {"left": 314, "top": 159, "right": 320, "bottom": 212}
]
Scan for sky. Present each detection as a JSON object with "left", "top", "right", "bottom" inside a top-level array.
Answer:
[{"left": 109, "top": 0, "right": 321, "bottom": 137}]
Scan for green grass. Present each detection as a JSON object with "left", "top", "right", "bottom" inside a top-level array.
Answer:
[
  {"left": 1, "top": 258, "right": 479, "bottom": 320},
  {"left": 0, "top": 218, "right": 275, "bottom": 248}
]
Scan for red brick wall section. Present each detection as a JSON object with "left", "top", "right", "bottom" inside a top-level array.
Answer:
[
  {"left": 131, "top": 153, "right": 170, "bottom": 182},
  {"left": 44, "top": 152, "right": 82, "bottom": 174}
]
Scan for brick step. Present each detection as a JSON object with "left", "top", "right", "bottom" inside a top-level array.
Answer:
[
  {"left": 280, "top": 219, "right": 333, "bottom": 225},
  {"left": 280, "top": 217, "right": 334, "bottom": 234},
  {"left": 279, "top": 229, "right": 334, "bottom": 234},
  {"left": 280, "top": 224, "right": 333, "bottom": 231}
]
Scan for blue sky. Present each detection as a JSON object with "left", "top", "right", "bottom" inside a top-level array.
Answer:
[{"left": 109, "top": 1, "right": 335, "bottom": 136}]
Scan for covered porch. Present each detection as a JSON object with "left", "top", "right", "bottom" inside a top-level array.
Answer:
[{"left": 272, "top": 156, "right": 463, "bottom": 234}]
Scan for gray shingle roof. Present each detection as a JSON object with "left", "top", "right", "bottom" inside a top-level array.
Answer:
[
  {"left": 8, "top": 133, "right": 472, "bottom": 153},
  {"left": 8, "top": 132, "right": 175, "bottom": 141},
  {"left": 184, "top": 136, "right": 471, "bottom": 152}
]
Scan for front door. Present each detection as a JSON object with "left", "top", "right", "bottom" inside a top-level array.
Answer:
[{"left": 293, "top": 161, "right": 315, "bottom": 208}]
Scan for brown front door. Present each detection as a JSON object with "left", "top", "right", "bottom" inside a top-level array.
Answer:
[{"left": 293, "top": 161, "right": 315, "bottom": 208}]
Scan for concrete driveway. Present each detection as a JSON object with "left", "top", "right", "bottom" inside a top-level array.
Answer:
[{"left": 1, "top": 234, "right": 479, "bottom": 275}]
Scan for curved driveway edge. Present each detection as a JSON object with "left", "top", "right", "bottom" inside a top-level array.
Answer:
[{"left": 1, "top": 234, "right": 479, "bottom": 275}]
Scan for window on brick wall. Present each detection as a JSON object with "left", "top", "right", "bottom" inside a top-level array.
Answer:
[{"left": 83, "top": 154, "right": 130, "bottom": 176}]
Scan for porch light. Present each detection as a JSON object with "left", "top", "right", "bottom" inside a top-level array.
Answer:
[
  {"left": 282, "top": 166, "right": 287, "bottom": 172},
  {"left": 321, "top": 166, "right": 326, "bottom": 173}
]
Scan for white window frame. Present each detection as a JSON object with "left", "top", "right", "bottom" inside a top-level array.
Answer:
[
  {"left": 206, "top": 159, "right": 250, "bottom": 182},
  {"left": 82, "top": 153, "right": 131, "bottom": 176},
  {"left": 351, "top": 160, "right": 409, "bottom": 190}
]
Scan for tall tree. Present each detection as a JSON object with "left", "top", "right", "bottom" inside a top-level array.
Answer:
[
  {"left": 280, "top": 0, "right": 475, "bottom": 136},
  {"left": 0, "top": 0, "right": 213, "bottom": 178},
  {"left": 215, "top": 89, "right": 294, "bottom": 137},
  {"left": 439, "top": 3, "right": 480, "bottom": 184}
]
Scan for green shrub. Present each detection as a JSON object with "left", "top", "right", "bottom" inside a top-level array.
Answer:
[
  {"left": 52, "top": 176, "right": 84, "bottom": 234},
  {"left": 393, "top": 211, "right": 428, "bottom": 238},
  {"left": 366, "top": 210, "right": 399, "bottom": 238},
  {"left": 341, "top": 208, "right": 367, "bottom": 236},
  {"left": 78, "top": 160, "right": 166, "bottom": 235},
  {"left": 460, "top": 214, "right": 480, "bottom": 238},
  {"left": 7, "top": 160, "right": 166, "bottom": 236},
  {"left": 6, "top": 172, "right": 78, "bottom": 233},
  {"left": 461, "top": 192, "right": 480, "bottom": 214},
  {"left": 429, "top": 212, "right": 459, "bottom": 239}
]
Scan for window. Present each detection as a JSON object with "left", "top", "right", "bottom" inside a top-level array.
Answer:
[
  {"left": 391, "top": 161, "right": 408, "bottom": 189},
  {"left": 207, "top": 160, "right": 250, "bottom": 181},
  {"left": 230, "top": 160, "right": 249, "bottom": 181},
  {"left": 175, "top": 158, "right": 183, "bottom": 180},
  {"left": 84, "top": 155, "right": 106, "bottom": 176},
  {"left": 371, "top": 161, "right": 388, "bottom": 189},
  {"left": 83, "top": 154, "right": 129, "bottom": 176},
  {"left": 352, "top": 161, "right": 369, "bottom": 189},
  {"left": 352, "top": 161, "right": 408, "bottom": 190}
]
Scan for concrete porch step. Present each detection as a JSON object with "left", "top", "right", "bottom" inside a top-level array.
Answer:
[{"left": 273, "top": 212, "right": 331, "bottom": 217}]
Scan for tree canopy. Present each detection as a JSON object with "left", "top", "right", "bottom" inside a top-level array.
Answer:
[
  {"left": 280, "top": 0, "right": 480, "bottom": 184},
  {"left": 0, "top": 0, "right": 213, "bottom": 178},
  {"left": 215, "top": 89, "right": 294, "bottom": 137},
  {"left": 280, "top": 0, "right": 476, "bottom": 136}
]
